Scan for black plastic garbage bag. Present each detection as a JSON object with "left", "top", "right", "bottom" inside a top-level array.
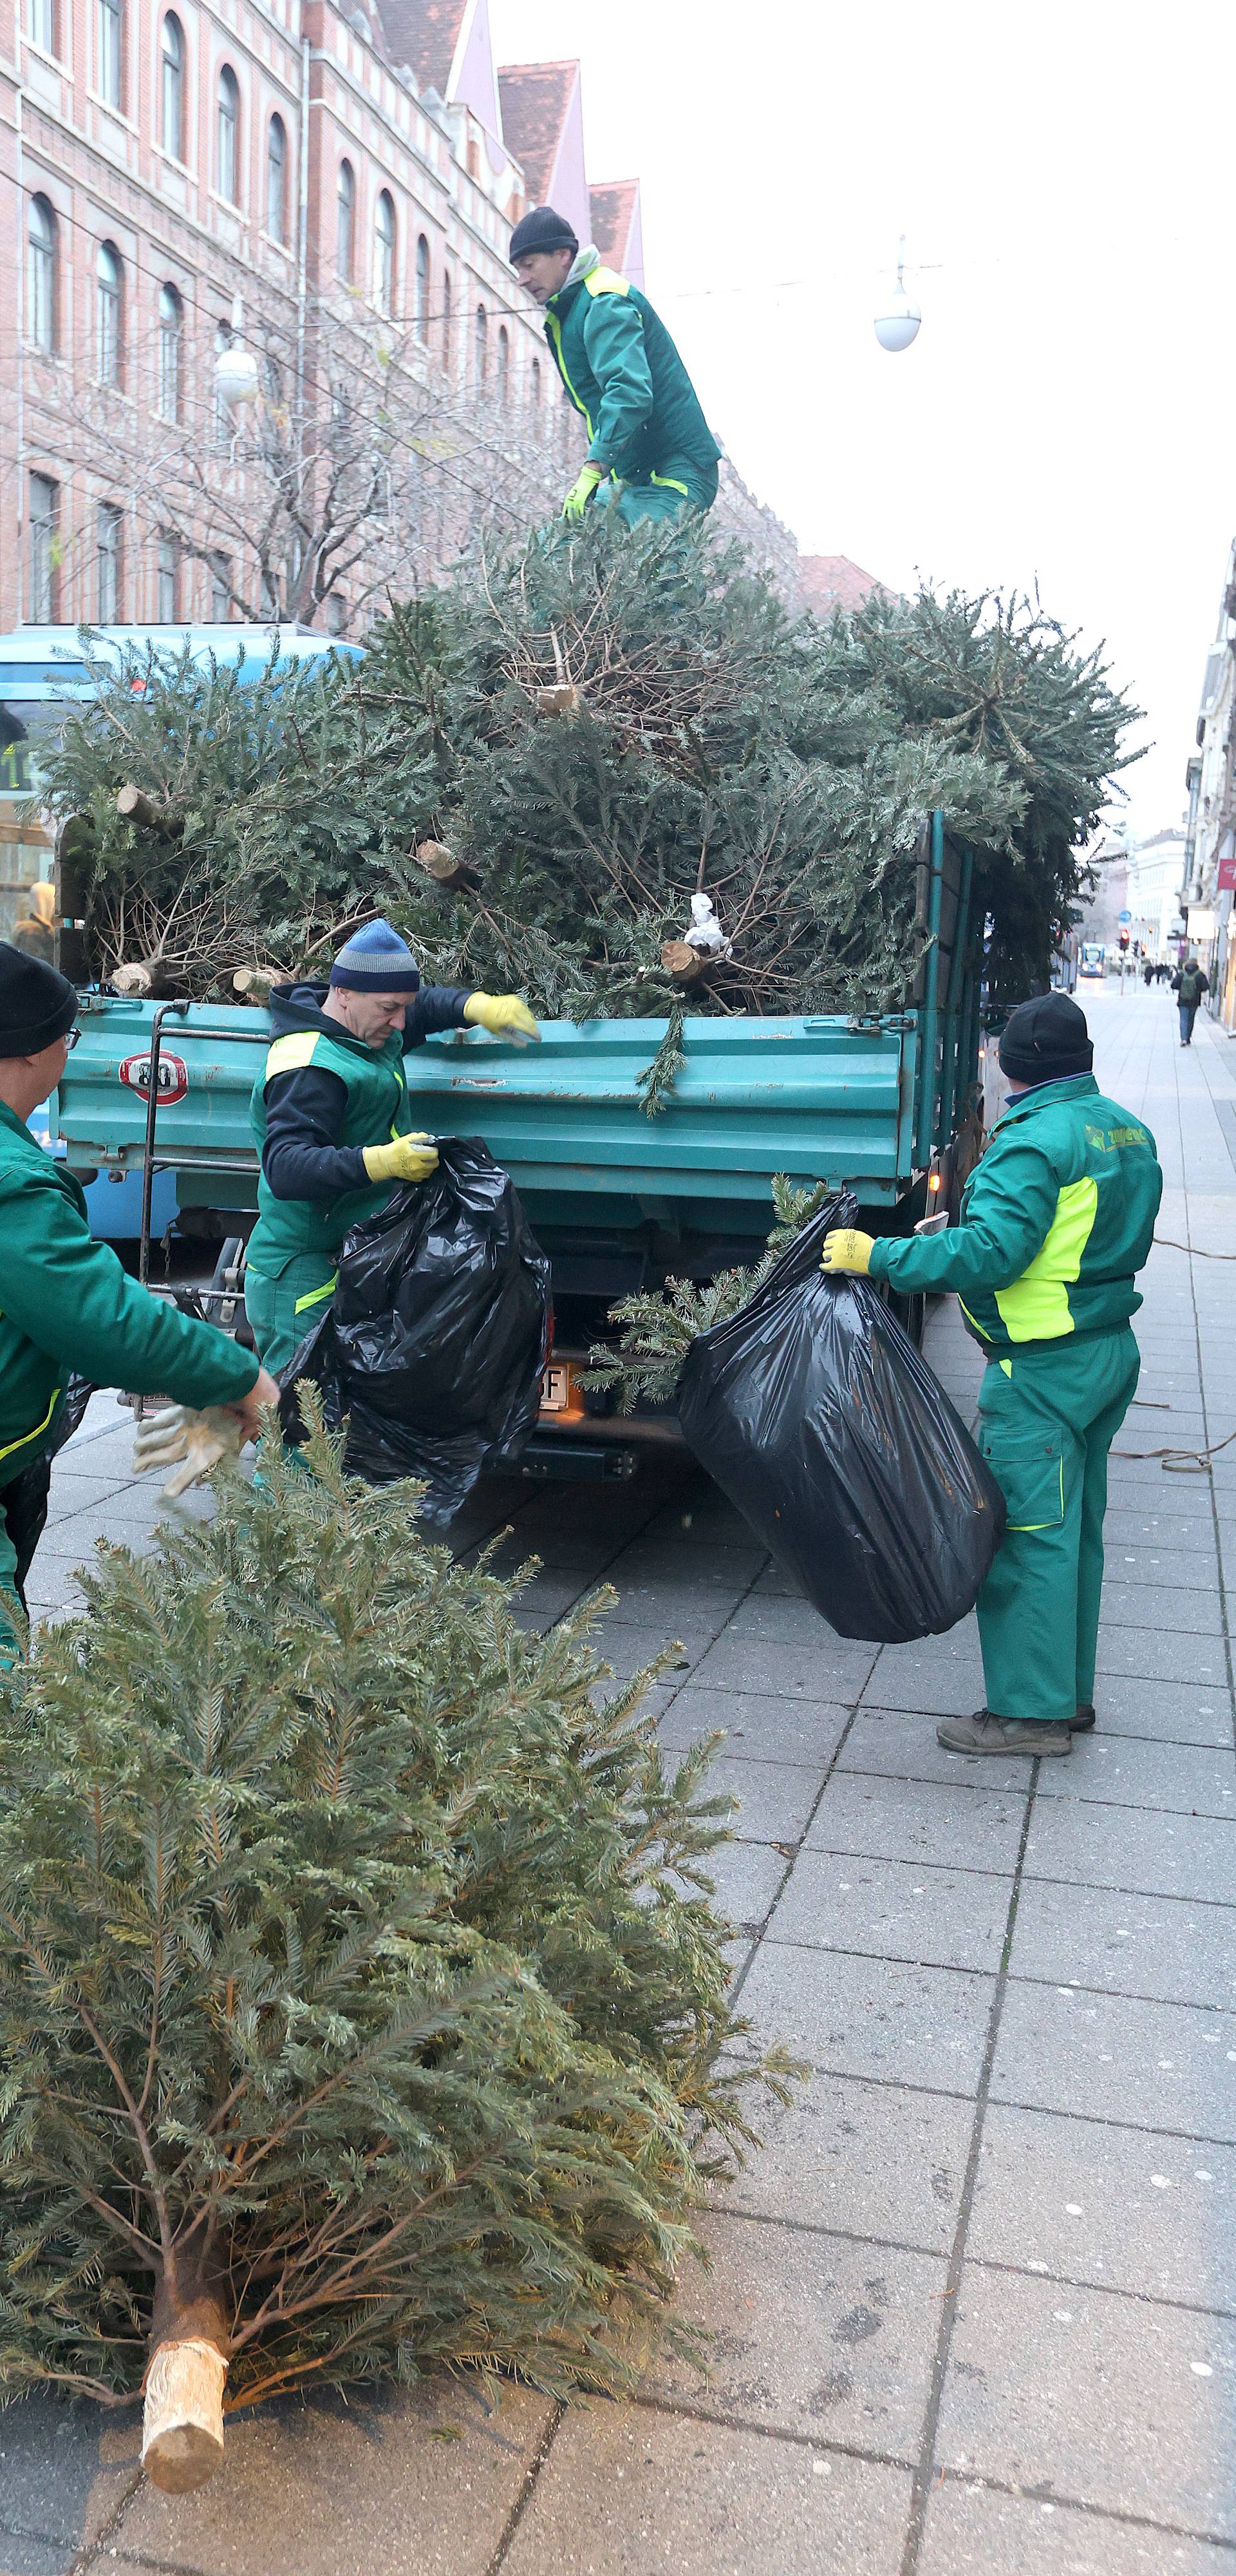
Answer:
[
  {"left": 279, "top": 1138, "right": 550, "bottom": 1523},
  {"left": 677, "top": 1193, "right": 1006, "bottom": 1644}
]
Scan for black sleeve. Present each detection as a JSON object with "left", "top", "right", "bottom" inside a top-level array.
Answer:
[
  {"left": 403, "top": 983, "right": 473, "bottom": 1046},
  {"left": 261, "top": 1066, "right": 370, "bottom": 1202}
]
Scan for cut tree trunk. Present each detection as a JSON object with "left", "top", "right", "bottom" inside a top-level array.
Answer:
[
  {"left": 142, "top": 2273, "right": 230, "bottom": 2494},
  {"left": 660, "top": 941, "right": 707, "bottom": 987},
  {"left": 534, "top": 684, "right": 583, "bottom": 719},
  {"left": 115, "top": 787, "right": 183, "bottom": 838},
  {"left": 414, "top": 840, "right": 480, "bottom": 892}
]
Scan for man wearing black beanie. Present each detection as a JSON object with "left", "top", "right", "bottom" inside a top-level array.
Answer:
[
  {"left": 819, "top": 990, "right": 1163, "bottom": 1757},
  {"left": 0, "top": 945, "right": 278, "bottom": 1652},
  {"left": 509, "top": 204, "right": 722, "bottom": 527}
]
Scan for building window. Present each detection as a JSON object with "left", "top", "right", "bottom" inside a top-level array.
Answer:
[
  {"left": 160, "top": 14, "right": 183, "bottom": 158},
  {"left": 157, "top": 533, "right": 179, "bottom": 620},
  {"left": 209, "top": 550, "right": 232, "bottom": 618},
  {"left": 158, "top": 282, "right": 182, "bottom": 420},
  {"left": 266, "top": 113, "right": 286, "bottom": 242},
  {"left": 29, "top": 0, "right": 57, "bottom": 56},
  {"left": 442, "top": 267, "right": 452, "bottom": 368},
  {"left": 27, "top": 196, "right": 57, "bottom": 352},
  {"left": 496, "top": 323, "right": 509, "bottom": 406},
  {"left": 466, "top": 136, "right": 480, "bottom": 180},
  {"left": 326, "top": 593, "right": 346, "bottom": 636},
  {"left": 97, "top": 502, "right": 123, "bottom": 621},
  {"left": 336, "top": 159, "right": 354, "bottom": 280},
  {"left": 97, "top": 0, "right": 122, "bottom": 105},
  {"left": 97, "top": 242, "right": 123, "bottom": 386},
  {"left": 212, "top": 319, "right": 233, "bottom": 450},
  {"left": 530, "top": 355, "right": 542, "bottom": 408},
  {"left": 373, "top": 189, "right": 395, "bottom": 316},
  {"left": 29, "top": 473, "right": 59, "bottom": 620},
  {"left": 413, "top": 232, "right": 429, "bottom": 341},
  {"left": 474, "top": 303, "right": 487, "bottom": 389},
  {"left": 216, "top": 63, "right": 238, "bottom": 201}
]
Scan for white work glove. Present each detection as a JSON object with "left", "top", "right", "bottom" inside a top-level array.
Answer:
[{"left": 132, "top": 1403, "right": 244, "bottom": 1499}]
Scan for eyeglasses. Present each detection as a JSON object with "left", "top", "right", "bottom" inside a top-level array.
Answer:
[{"left": 63, "top": 1026, "right": 80, "bottom": 1051}]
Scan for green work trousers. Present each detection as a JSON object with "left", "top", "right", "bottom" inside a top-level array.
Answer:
[
  {"left": 973, "top": 1327, "right": 1141, "bottom": 1725},
  {"left": 0, "top": 1451, "right": 53, "bottom": 1664},
  {"left": 612, "top": 457, "right": 718, "bottom": 526},
  {"left": 244, "top": 1252, "right": 337, "bottom": 1377}
]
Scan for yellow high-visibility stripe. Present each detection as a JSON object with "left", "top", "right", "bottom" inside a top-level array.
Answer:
[
  {"left": 545, "top": 311, "right": 593, "bottom": 436},
  {"left": 0, "top": 1386, "right": 61, "bottom": 1467},
  {"left": 650, "top": 471, "right": 689, "bottom": 497},
  {"left": 294, "top": 1272, "right": 338, "bottom": 1316},
  {"left": 994, "top": 1177, "right": 1099, "bottom": 1343},
  {"left": 265, "top": 1031, "right": 320, "bottom": 1080},
  {"left": 584, "top": 267, "right": 631, "bottom": 298}
]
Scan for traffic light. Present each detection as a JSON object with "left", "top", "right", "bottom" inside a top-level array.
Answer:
[{"left": 1118, "top": 929, "right": 1130, "bottom": 949}]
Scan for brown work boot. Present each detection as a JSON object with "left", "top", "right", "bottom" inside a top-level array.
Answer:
[
  {"left": 937, "top": 1709, "right": 1072, "bottom": 1757},
  {"left": 1071, "top": 1703, "right": 1096, "bottom": 1733}
]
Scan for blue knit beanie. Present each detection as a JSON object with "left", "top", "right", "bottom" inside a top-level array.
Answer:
[{"left": 329, "top": 918, "right": 422, "bottom": 993}]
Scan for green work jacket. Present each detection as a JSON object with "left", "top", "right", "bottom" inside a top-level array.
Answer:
[
  {"left": 248, "top": 1025, "right": 413, "bottom": 1279},
  {"left": 0, "top": 1100, "right": 256, "bottom": 1481},
  {"left": 543, "top": 252, "right": 722, "bottom": 486},
  {"left": 869, "top": 1074, "right": 1163, "bottom": 1352}
]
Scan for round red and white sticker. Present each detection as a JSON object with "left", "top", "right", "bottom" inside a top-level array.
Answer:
[{"left": 118, "top": 1051, "right": 189, "bottom": 1106}]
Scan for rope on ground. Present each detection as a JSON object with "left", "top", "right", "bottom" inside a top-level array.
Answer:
[{"left": 1112, "top": 1426, "right": 1236, "bottom": 1475}]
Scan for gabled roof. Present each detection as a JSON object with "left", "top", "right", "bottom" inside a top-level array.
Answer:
[
  {"left": 497, "top": 60, "right": 577, "bottom": 204},
  {"left": 796, "top": 555, "right": 891, "bottom": 616},
  {"left": 590, "top": 180, "right": 639, "bottom": 270},
  {"left": 379, "top": 0, "right": 467, "bottom": 91}
]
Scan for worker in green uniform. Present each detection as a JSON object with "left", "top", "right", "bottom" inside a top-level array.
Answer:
[
  {"left": 245, "top": 919, "right": 539, "bottom": 1374},
  {"left": 0, "top": 944, "right": 277, "bottom": 1653},
  {"left": 819, "top": 993, "right": 1163, "bottom": 1757},
  {"left": 509, "top": 204, "right": 722, "bottom": 527}
]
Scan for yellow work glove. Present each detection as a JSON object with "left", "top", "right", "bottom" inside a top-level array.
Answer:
[
  {"left": 819, "top": 1228, "right": 876, "bottom": 1278},
  {"left": 362, "top": 1132, "right": 439, "bottom": 1184},
  {"left": 562, "top": 462, "right": 604, "bottom": 520},
  {"left": 464, "top": 992, "right": 541, "bottom": 1041}
]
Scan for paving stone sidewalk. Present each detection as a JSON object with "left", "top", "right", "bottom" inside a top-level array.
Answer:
[{"left": 5, "top": 985, "right": 1234, "bottom": 2573}]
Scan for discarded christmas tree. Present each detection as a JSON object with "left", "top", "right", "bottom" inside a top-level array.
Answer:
[
  {"left": 36, "top": 522, "right": 1138, "bottom": 1037},
  {"left": 0, "top": 1406, "right": 792, "bottom": 2489}
]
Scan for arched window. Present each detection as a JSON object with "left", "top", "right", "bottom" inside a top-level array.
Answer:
[
  {"left": 96, "top": 241, "right": 122, "bottom": 385},
  {"left": 413, "top": 232, "right": 429, "bottom": 341},
  {"left": 496, "top": 323, "right": 509, "bottom": 406},
  {"left": 474, "top": 302, "right": 487, "bottom": 389},
  {"left": 30, "top": 0, "right": 57, "bottom": 56},
  {"left": 373, "top": 189, "right": 395, "bottom": 316},
  {"left": 158, "top": 281, "right": 182, "bottom": 421},
  {"left": 442, "top": 267, "right": 453, "bottom": 368},
  {"left": 266, "top": 113, "right": 286, "bottom": 241},
  {"left": 530, "top": 355, "right": 541, "bottom": 405},
  {"left": 216, "top": 64, "right": 238, "bottom": 201},
  {"left": 97, "top": 0, "right": 122, "bottom": 105},
  {"left": 160, "top": 14, "right": 183, "bottom": 158},
  {"left": 336, "top": 158, "right": 354, "bottom": 280},
  {"left": 27, "top": 195, "right": 57, "bottom": 353}
]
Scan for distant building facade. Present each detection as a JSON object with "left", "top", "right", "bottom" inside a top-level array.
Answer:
[
  {"left": 1182, "top": 536, "right": 1236, "bottom": 1023},
  {"left": 0, "top": 0, "right": 791, "bottom": 629},
  {"left": 796, "top": 554, "right": 891, "bottom": 618}
]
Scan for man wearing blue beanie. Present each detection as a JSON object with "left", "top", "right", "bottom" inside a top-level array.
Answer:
[{"left": 244, "top": 922, "right": 538, "bottom": 1371}]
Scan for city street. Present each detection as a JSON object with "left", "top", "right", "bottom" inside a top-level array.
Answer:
[{"left": 5, "top": 979, "right": 1234, "bottom": 2575}]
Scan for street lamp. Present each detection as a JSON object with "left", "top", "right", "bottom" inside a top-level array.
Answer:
[
  {"left": 214, "top": 292, "right": 260, "bottom": 408},
  {"left": 874, "top": 237, "right": 921, "bottom": 353}
]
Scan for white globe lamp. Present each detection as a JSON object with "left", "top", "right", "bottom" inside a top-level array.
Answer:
[
  {"left": 875, "top": 238, "right": 921, "bottom": 354},
  {"left": 214, "top": 294, "right": 260, "bottom": 408}
]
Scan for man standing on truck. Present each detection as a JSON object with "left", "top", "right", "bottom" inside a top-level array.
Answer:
[
  {"left": 819, "top": 992, "right": 1163, "bottom": 1759},
  {"left": 0, "top": 943, "right": 277, "bottom": 1654},
  {"left": 245, "top": 920, "right": 539, "bottom": 1374},
  {"left": 509, "top": 205, "right": 722, "bottom": 527},
  {"left": 1171, "top": 954, "right": 1208, "bottom": 1046}
]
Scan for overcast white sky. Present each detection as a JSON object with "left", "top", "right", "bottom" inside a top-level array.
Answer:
[{"left": 491, "top": 0, "right": 1235, "bottom": 837}]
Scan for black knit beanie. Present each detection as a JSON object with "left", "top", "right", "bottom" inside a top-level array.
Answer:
[
  {"left": 509, "top": 204, "right": 579, "bottom": 263},
  {"left": 998, "top": 992, "right": 1093, "bottom": 1087},
  {"left": 0, "top": 942, "right": 77, "bottom": 1057}
]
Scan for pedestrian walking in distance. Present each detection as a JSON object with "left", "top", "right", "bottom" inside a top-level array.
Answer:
[
  {"left": 510, "top": 204, "right": 722, "bottom": 527},
  {"left": 818, "top": 994, "right": 1163, "bottom": 1757},
  {"left": 1171, "top": 954, "right": 1208, "bottom": 1046}
]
